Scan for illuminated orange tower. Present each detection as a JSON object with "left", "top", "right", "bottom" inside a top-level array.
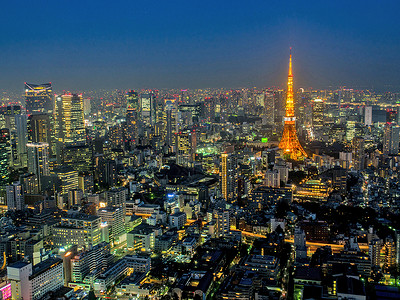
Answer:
[{"left": 279, "top": 49, "right": 307, "bottom": 160}]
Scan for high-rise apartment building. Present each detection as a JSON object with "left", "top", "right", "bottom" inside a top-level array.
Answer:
[
  {"left": 216, "top": 209, "right": 230, "bottom": 236},
  {"left": 369, "top": 239, "right": 381, "bottom": 268},
  {"left": 25, "top": 82, "right": 53, "bottom": 114}
]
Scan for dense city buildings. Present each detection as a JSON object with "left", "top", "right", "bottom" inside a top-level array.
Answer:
[{"left": 0, "top": 48, "right": 400, "bottom": 300}]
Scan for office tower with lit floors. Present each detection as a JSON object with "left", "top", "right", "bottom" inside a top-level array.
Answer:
[
  {"left": 312, "top": 99, "right": 324, "bottom": 128},
  {"left": 176, "top": 130, "right": 197, "bottom": 167},
  {"left": 279, "top": 50, "right": 307, "bottom": 160},
  {"left": 54, "top": 94, "right": 91, "bottom": 171},
  {"left": 53, "top": 166, "right": 79, "bottom": 202},
  {"left": 27, "top": 113, "right": 53, "bottom": 155},
  {"left": 140, "top": 93, "right": 155, "bottom": 127},
  {"left": 54, "top": 94, "right": 86, "bottom": 147},
  {"left": 125, "top": 90, "right": 139, "bottom": 148},
  {"left": 26, "top": 142, "right": 50, "bottom": 189},
  {"left": 0, "top": 129, "right": 10, "bottom": 187},
  {"left": 25, "top": 82, "right": 53, "bottom": 114}
]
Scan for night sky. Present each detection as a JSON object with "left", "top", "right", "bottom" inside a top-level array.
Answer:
[{"left": 1, "top": 0, "right": 400, "bottom": 92}]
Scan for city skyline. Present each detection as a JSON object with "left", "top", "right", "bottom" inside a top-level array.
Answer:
[
  {"left": 2, "top": 2, "right": 400, "bottom": 299},
  {"left": 1, "top": 1, "right": 400, "bottom": 92}
]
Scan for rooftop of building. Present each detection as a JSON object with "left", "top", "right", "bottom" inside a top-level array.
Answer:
[
  {"left": 8, "top": 261, "right": 29, "bottom": 269},
  {"left": 30, "top": 257, "right": 62, "bottom": 279},
  {"left": 336, "top": 275, "right": 366, "bottom": 296},
  {"left": 294, "top": 266, "right": 322, "bottom": 282},
  {"left": 170, "top": 211, "right": 186, "bottom": 217},
  {"left": 129, "top": 223, "right": 157, "bottom": 235},
  {"left": 126, "top": 214, "right": 141, "bottom": 221},
  {"left": 117, "top": 272, "right": 146, "bottom": 286},
  {"left": 62, "top": 214, "right": 100, "bottom": 221},
  {"left": 98, "top": 206, "right": 122, "bottom": 213},
  {"left": 175, "top": 270, "right": 213, "bottom": 293},
  {"left": 107, "top": 186, "right": 128, "bottom": 192}
]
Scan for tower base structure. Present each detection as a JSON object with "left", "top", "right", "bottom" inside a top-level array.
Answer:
[{"left": 279, "top": 122, "right": 307, "bottom": 160}]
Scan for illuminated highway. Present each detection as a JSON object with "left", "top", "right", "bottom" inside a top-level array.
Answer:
[{"left": 285, "top": 238, "right": 369, "bottom": 253}]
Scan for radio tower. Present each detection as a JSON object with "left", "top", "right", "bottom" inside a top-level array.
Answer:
[{"left": 279, "top": 49, "right": 307, "bottom": 160}]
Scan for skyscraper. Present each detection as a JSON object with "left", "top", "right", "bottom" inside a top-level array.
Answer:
[
  {"left": 312, "top": 99, "right": 324, "bottom": 128},
  {"left": 364, "top": 106, "right": 372, "bottom": 126},
  {"left": 125, "top": 90, "right": 139, "bottom": 147},
  {"left": 27, "top": 142, "right": 50, "bottom": 188},
  {"left": 27, "top": 113, "right": 53, "bottom": 154},
  {"left": 54, "top": 94, "right": 86, "bottom": 146},
  {"left": 25, "top": 82, "right": 53, "bottom": 113},
  {"left": 279, "top": 50, "right": 307, "bottom": 160},
  {"left": 15, "top": 114, "right": 28, "bottom": 168},
  {"left": 383, "top": 123, "right": 400, "bottom": 155},
  {"left": 176, "top": 130, "right": 196, "bottom": 167},
  {"left": 140, "top": 93, "right": 155, "bottom": 126},
  {"left": 220, "top": 153, "right": 238, "bottom": 202},
  {"left": 352, "top": 137, "right": 365, "bottom": 170},
  {"left": 0, "top": 129, "right": 10, "bottom": 187},
  {"left": 54, "top": 94, "right": 87, "bottom": 166},
  {"left": 165, "top": 98, "right": 178, "bottom": 148}
]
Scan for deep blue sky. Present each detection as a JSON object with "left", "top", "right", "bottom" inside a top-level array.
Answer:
[{"left": 1, "top": 0, "right": 400, "bottom": 92}]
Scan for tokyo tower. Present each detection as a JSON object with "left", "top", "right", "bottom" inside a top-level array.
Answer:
[{"left": 278, "top": 49, "right": 307, "bottom": 160}]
